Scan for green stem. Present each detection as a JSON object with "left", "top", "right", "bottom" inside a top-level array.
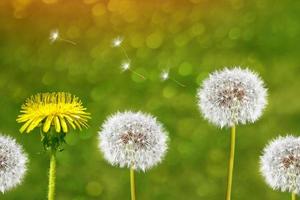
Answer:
[
  {"left": 48, "top": 152, "right": 56, "bottom": 200},
  {"left": 130, "top": 167, "right": 136, "bottom": 200},
  {"left": 226, "top": 125, "right": 236, "bottom": 200},
  {"left": 292, "top": 193, "right": 297, "bottom": 200}
]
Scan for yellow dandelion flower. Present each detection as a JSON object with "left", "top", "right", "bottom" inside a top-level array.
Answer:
[{"left": 17, "top": 92, "right": 91, "bottom": 134}]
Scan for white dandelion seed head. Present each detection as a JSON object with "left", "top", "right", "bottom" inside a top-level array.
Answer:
[
  {"left": 161, "top": 70, "right": 169, "bottom": 81},
  {"left": 99, "top": 111, "right": 169, "bottom": 171},
  {"left": 121, "top": 61, "right": 131, "bottom": 72},
  {"left": 197, "top": 67, "right": 268, "bottom": 128},
  {"left": 49, "top": 29, "right": 59, "bottom": 43},
  {"left": 112, "top": 36, "right": 123, "bottom": 47},
  {"left": 0, "top": 135, "right": 28, "bottom": 193},
  {"left": 260, "top": 135, "right": 300, "bottom": 194}
]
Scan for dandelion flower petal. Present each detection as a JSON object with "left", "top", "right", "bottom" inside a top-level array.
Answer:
[
  {"left": 43, "top": 115, "right": 54, "bottom": 133},
  {"left": 17, "top": 92, "right": 90, "bottom": 133}
]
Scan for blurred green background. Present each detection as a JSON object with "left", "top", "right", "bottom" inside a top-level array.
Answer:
[{"left": 0, "top": 0, "right": 300, "bottom": 199}]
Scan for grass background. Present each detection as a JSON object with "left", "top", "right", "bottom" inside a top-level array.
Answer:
[{"left": 0, "top": 0, "right": 300, "bottom": 199}]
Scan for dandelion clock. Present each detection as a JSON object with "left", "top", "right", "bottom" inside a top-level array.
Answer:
[
  {"left": 260, "top": 136, "right": 300, "bottom": 200},
  {"left": 0, "top": 135, "right": 28, "bottom": 193},
  {"left": 197, "top": 67, "right": 267, "bottom": 200},
  {"left": 99, "top": 111, "right": 168, "bottom": 200},
  {"left": 17, "top": 92, "right": 90, "bottom": 200}
]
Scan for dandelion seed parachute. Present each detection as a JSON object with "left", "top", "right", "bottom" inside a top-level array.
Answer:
[
  {"left": 112, "top": 36, "right": 124, "bottom": 47},
  {"left": 49, "top": 30, "right": 59, "bottom": 43},
  {"left": 260, "top": 136, "right": 300, "bottom": 194},
  {"left": 161, "top": 70, "right": 169, "bottom": 81},
  {"left": 0, "top": 135, "right": 28, "bottom": 193},
  {"left": 99, "top": 111, "right": 168, "bottom": 171},
  {"left": 17, "top": 92, "right": 90, "bottom": 134},
  {"left": 197, "top": 67, "right": 267, "bottom": 128},
  {"left": 121, "top": 61, "right": 131, "bottom": 72}
]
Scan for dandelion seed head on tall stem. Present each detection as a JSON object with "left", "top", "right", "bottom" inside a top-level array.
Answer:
[
  {"left": 0, "top": 135, "right": 28, "bottom": 193},
  {"left": 260, "top": 136, "right": 300, "bottom": 194},
  {"left": 99, "top": 111, "right": 169, "bottom": 171},
  {"left": 197, "top": 67, "right": 267, "bottom": 128}
]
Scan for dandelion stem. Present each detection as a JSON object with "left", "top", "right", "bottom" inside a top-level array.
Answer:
[
  {"left": 48, "top": 151, "right": 56, "bottom": 200},
  {"left": 130, "top": 167, "right": 136, "bottom": 200},
  {"left": 292, "top": 193, "right": 297, "bottom": 200},
  {"left": 226, "top": 125, "right": 236, "bottom": 200}
]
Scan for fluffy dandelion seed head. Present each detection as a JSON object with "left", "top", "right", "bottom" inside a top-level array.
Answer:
[
  {"left": 121, "top": 61, "right": 131, "bottom": 72},
  {"left": 197, "top": 67, "right": 267, "bottom": 128},
  {"left": 17, "top": 92, "right": 90, "bottom": 134},
  {"left": 0, "top": 135, "right": 28, "bottom": 193},
  {"left": 161, "top": 70, "right": 169, "bottom": 81},
  {"left": 112, "top": 36, "right": 123, "bottom": 47},
  {"left": 260, "top": 136, "right": 300, "bottom": 194},
  {"left": 99, "top": 111, "right": 169, "bottom": 171},
  {"left": 49, "top": 30, "right": 59, "bottom": 43}
]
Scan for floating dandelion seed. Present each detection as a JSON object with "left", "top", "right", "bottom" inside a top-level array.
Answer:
[
  {"left": 160, "top": 69, "right": 185, "bottom": 87},
  {"left": 49, "top": 30, "right": 59, "bottom": 43},
  {"left": 121, "top": 61, "right": 131, "bottom": 72},
  {"left": 161, "top": 70, "right": 169, "bottom": 81},
  {"left": 112, "top": 36, "right": 124, "bottom": 47},
  {"left": 49, "top": 29, "right": 77, "bottom": 45},
  {"left": 0, "top": 135, "right": 28, "bottom": 193},
  {"left": 112, "top": 36, "right": 129, "bottom": 60},
  {"left": 197, "top": 67, "right": 268, "bottom": 200},
  {"left": 260, "top": 136, "right": 300, "bottom": 199},
  {"left": 120, "top": 61, "right": 145, "bottom": 80},
  {"left": 112, "top": 36, "right": 146, "bottom": 80},
  {"left": 99, "top": 111, "right": 169, "bottom": 200}
]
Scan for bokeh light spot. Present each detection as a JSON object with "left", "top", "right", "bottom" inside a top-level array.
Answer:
[
  {"left": 129, "top": 33, "right": 144, "bottom": 48},
  {"left": 124, "top": 10, "right": 138, "bottom": 23},
  {"left": 146, "top": 32, "right": 164, "bottom": 49},
  {"left": 163, "top": 86, "right": 176, "bottom": 98},
  {"left": 86, "top": 181, "right": 103, "bottom": 197},
  {"left": 174, "top": 33, "right": 190, "bottom": 47},
  {"left": 189, "top": 23, "right": 205, "bottom": 37},
  {"left": 92, "top": 3, "right": 106, "bottom": 16},
  {"left": 178, "top": 62, "right": 193, "bottom": 76}
]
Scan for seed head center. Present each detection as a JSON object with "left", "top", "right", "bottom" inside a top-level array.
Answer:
[
  {"left": 282, "top": 155, "right": 300, "bottom": 169},
  {"left": 0, "top": 154, "right": 8, "bottom": 170},
  {"left": 218, "top": 84, "right": 246, "bottom": 106},
  {"left": 121, "top": 131, "right": 147, "bottom": 149}
]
